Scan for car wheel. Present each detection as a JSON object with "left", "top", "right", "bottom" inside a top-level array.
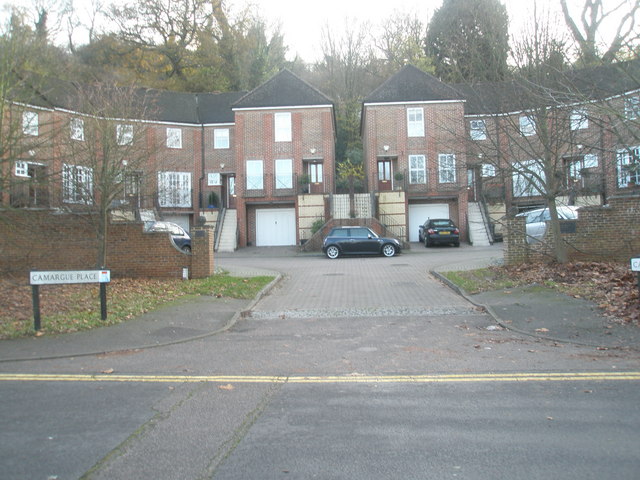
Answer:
[
  {"left": 382, "top": 244, "right": 396, "bottom": 257},
  {"left": 425, "top": 238, "right": 431, "bottom": 248},
  {"left": 182, "top": 245, "right": 191, "bottom": 253},
  {"left": 326, "top": 245, "right": 340, "bottom": 259},
  {"left": 454, "top": 242, "right": 460, "bottom": 247}
]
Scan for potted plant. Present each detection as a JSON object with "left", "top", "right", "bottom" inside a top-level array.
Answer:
[
  {"left": 207, "top": 191, "right": 219, "bottom": 208},
  {"left": 394, "top": 171, "right": 404, "bottom": 189},
  {"left": 298, "top": 173, "right": 311, "bottom": 193}
]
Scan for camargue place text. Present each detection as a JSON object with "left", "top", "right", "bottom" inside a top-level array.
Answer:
[{"left": 30, "top": 270, "right": 111, "bottom": 285}]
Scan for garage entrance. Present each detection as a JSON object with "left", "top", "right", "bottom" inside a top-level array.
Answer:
[
  {"left": 256, "top": 208, "right": 296, "bottom": 246},
  {"left": 408, "top": 203, "right": 450, "bottom": 242}
]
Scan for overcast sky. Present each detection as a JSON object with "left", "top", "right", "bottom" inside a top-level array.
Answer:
[{"left": 251, "top": 0, "right": 631, "bottom": 62}]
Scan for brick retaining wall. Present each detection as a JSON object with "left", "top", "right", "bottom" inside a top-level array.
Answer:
[
  {"left": 0, "top": 210, "right": 214, "bottom": 279},
  {"left": 504, "top": 195, "right": 640, "bottom": 264}
]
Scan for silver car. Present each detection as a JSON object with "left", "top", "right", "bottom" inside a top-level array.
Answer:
[{"left": 516, "top": 206, "right": 579, "bottom": 243}]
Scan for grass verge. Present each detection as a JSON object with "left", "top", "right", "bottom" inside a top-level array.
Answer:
[
  {"left": 439, "top": 267, "right": 518, "bottom": 294},
  {"left": 0, "top": 273, "right": 274, "bottom": 340}
]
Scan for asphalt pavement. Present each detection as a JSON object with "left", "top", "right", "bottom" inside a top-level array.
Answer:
[{"left": 1, "top": 243, "right": 638, "bottom": 363}]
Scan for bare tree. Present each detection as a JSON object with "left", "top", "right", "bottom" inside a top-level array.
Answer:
[
  {"left": 460, "top": 17, "right": 625, "bottom": 263},
  {"left": 560, "top": 0, "right": 640, "bottom": 64},
  {"left": 58, "top": 82, "right": 158, "bottom": 267}
]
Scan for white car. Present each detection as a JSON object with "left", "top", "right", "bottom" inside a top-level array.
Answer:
[{"left": 516, "top": 206, "right": 579, "bottom": 244}]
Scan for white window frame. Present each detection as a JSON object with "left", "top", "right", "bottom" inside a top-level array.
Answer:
[
  {"left": 570, "top": 109, "right": 588, "bottom": 131},
  {"left": 117, "top": 124, "right": 134, "bottom": 145},
  {"left": 214, "top": 128, "right": 230, "bottom": 149},
  {"left": 246, "top": 160, "right": 264, "bottom": 190},
  {"left": 274, "top": 112, "right": 292, "bottom": 142},
  {"left": 568, "top": 154, "right": 598, "bottom": 180},
  {"left": 15, "top": 160, "right": 29, "bottom": 177},
  {"left": 309, "top": 162, "right": 323, "bottom": 183},
  {"left": 275, "top": 159, "right": 293, "bottom": 189},
  {"left": 166, "top": 128, "right": 182, "bottom": 149},
  {"left": 481, "top": 164, "right": 496, "bottom": 177},
  {"left": 625, "top": 96, "right": 640, "bottom": 121},
  {"left": 407, "top": 107, "right": 425, "bottom": 137},
  {"left": 519, "top": 115, "right": 536, "bottom": 137},
  {"left": 207, "top": 173, "right": 221, "bottom": 186},
  {"left": 438, "top": 154, "right": 456, "bottom": 183},
  {"left": 470, "top": 119, "right": 487, "bottom": 140},
  {"left": 22, "top": 111, "right": 38, "bottom": 136},
  {"left": 513, "top": 160, "right": 545, "bottom": 197},
  {"left": 70, "top": 118, "right": 84, "bottom": 141},
  {"left": 63, "top": 164, "right": 93, "bottom": 204},
  {"left": 408, "top": 154, "right": 426, "bottom": 184},
  {"left": 617, "top": 146, "right": 640, "bottom": 187},
  {"left": 157, "top": 171, "right": 192, "bottom": 207}
]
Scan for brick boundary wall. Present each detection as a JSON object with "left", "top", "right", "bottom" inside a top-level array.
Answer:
[
  {"left": 0, "top": 210, "right": 214, "bottom": 279},
  {"left": 504, "top": 195, "right": 640, "bottom": 265}
]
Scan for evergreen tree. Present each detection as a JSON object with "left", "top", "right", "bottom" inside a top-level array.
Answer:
[{"left": 426, "top": 0, "right": 510, "bottom": 83}]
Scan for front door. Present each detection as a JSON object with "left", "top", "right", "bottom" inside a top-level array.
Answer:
[
  {"left": 224, "top": 175, "right": 236, "bottom": 209},
  {"left": 467, "top": 168, "right": 476, "bottom": 202},
  {"left": 378, "top": 159, "right": 391, "bottom": 191},
  {"left": 309, "top": 162, "right": 323, "bottom": 194}
]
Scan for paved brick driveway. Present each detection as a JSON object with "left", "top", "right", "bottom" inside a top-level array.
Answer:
[{"left": 216, "top": 244, "right": 503, "bottom": 317}]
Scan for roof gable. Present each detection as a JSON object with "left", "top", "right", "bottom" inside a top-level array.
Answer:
[
  {"left": 233, "top": 69, "right": 333, "bottom": 109},
  {"left": 365, "top": 64, "right": 464, "bottom": 104}
]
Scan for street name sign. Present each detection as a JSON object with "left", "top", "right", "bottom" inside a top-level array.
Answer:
[
  {"left": 30, "top": 270, "right": 110, "bottom": 285},
  {"left": 29, "top": 270, "right": 111, "bottom": 330}
]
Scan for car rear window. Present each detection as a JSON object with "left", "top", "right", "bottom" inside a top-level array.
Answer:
[{"left": 431, "top": 220, "right": 453, "bottom": 227}]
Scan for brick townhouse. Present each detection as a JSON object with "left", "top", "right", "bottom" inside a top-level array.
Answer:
[
  {"left": 362, "top": 60, "right": 640, "bottom": 245},
  {"left": 232, "top": 69, "right": 336, "bottom": 248},
  {"left": 4, "top": 60, "right": 639, "bottom": 253}
]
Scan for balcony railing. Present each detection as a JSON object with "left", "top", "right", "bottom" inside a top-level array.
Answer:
[{"left": 239, "top": 173, "right": 332, "bottom": 198}]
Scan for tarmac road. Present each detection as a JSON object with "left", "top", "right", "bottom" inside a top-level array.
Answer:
[{"left": 1, "top": 243, "right": 640, "bottom": 479}]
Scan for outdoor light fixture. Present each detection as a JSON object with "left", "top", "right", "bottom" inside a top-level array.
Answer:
[
  {"left": 310, "top": 148, "right": 317, "bottom": 154},
  {"left": 383, "top": 145, "right": 390, "bottom": 151}
]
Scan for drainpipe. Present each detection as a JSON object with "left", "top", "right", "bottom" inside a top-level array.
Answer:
[{"left": 195, "top": 94, "right": 206, "bottom": 213}]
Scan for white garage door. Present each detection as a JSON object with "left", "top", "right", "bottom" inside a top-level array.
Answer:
[
  {"left": 408, "top": 204, "right": 450, "bottom": 242},
  {"left": 256, "top": 208, "right": 296, "bottom": 246}
]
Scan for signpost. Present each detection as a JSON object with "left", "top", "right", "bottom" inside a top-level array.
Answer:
[{"left": 29, "top": 270, "right": 111, "bottom": 331}]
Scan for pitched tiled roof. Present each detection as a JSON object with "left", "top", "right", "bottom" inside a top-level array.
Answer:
[
  {"left": 197, "top": 92, "right": 247, "bottom": 124},
  {"left": 364, "top": 64, "right": 464, "bottom": 104},
  {"left": 454, "top": 58, "right": 640, "bottom": 115},
  {"left": 233, "top": 69, "right": 334, "bottom": 109}
]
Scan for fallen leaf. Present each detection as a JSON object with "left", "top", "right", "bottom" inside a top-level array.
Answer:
[
  {"left": 218, "top": 384, "right": 234, "bottom": 391},
  {"left": 101, "top": 368, "right": 114, "bottom": 374},
  {"left": 535, "top": 328, "right": 549, "bottom": 333}
]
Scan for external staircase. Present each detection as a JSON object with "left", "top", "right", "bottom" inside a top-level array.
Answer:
[
  {"left": 216, "top": 209, "right": 237, "bottom": 252},
  {"left": 467, "top": 202, "right": 492, "bottom": 246}
]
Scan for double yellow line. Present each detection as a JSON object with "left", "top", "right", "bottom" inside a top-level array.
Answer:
[{"left": 1, "top": 372, "right": 639, "bottom": 384}]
